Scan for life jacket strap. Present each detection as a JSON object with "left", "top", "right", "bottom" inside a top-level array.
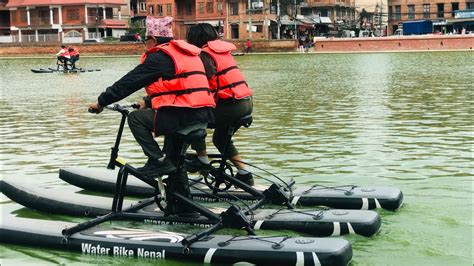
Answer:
[{"left": 150, "top": 87, "right": 211, "bottom": 98}]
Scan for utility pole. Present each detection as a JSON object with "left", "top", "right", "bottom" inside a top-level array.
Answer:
[
  {"left": 379, "top": 1, "right": 383, "bottom": 36},
  {"left": 293, "top": 0, "right": 297, "bottom": 39},
  {"left": 277, "top": 0, "right": 280, "bottom": 39},
  {"left": 95, "top": 1, "right": 99, "bottom": 38},
  {"left": 248, "top": 0, "right": 252, "bottom": 39}
]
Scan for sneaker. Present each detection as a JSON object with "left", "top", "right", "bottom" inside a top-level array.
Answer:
[
  {"left": 235, "top": 172, "right": 254, "bottom": 186},
  {"left": 185, "top": 157, "right": 210, "bottom": 176},
  {"left": 136, "top": 157, "right": 176, "bottom": 177}
]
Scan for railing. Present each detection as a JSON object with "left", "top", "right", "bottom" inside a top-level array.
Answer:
[
  {"left": 12, "top": 34, "right": 59, "bottom": 43},
  {"left": 88, "top": 32, "right": 102, "bottom": 39},
  {"left": 0, "top": 35, "right": 13, "bottom": 43}
]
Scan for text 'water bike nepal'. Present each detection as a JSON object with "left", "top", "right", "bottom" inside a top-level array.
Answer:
[
  {"left": 59, "top": 104, "right": 404, "bottom": 211},
  {"left": 0, "top": 104, "right": 354, "bottom": 265},
  {"left": 0, "top": 104, "right": 381, "bottom": 237}
]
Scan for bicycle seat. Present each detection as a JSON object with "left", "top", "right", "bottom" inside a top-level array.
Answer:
[
  {"left": 235, "top": 115, "right": 252, "bottom": 128},
  {"left": 176, "top": 128, "right": 207, "bottom": 143}
]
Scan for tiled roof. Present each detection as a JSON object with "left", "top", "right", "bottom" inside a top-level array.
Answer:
[{"left": 6, "top": 0, "right": 126, "bottom": 8}]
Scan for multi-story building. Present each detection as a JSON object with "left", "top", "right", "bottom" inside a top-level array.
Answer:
[
  {"left": 6, "top": 0, "right": 128, "bottom": 43},
  {"left": 132, "top": 0, "right": 356, "bottom": 40},
  {"left": 387, "top": 0, "right": 474, "bottom": 35},
  {"left": 0, "top": 0, "right": 10, "bottom": 41}
]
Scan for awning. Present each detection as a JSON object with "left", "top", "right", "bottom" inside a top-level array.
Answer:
[
  {"left": 320, "top": 17, "right": 332, "bottom": 24},
  {"left": 185, "top": 20, "right": 224, "bottom": 27}
]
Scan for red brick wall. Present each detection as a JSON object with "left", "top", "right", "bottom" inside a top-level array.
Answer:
[
  {"left": 314, "top": 35, "right": 474, "bottom": 52},
  {"left": 0, "top": 36, "right": 472, "bottom": 56}
]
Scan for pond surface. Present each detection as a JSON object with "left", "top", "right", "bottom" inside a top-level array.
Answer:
[{"left": 0, "top": 52, "right": 472, "bottom": 265}]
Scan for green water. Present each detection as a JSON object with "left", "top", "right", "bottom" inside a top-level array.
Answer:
[{"left": 0, "top": 52, "right": 473, "bottom": 265}]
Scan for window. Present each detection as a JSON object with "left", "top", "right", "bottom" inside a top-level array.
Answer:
[
  {"left": 206, "top": 2, "right": 213, "bottom": 13},
  {"left": 423, "top": 4, "right": 430, "bottom": 19},
  {"left": 149, "top": 5, "right": 154, "bottom": 14},
  {"left": 166, "top": 4, "right": 172, "bottom": 15},
  {"left": 185, "top": 4, "right": 192, "bottom": 15},
  {"left": 158, "top": 4, "right": 163, "bottom": 15},
  {"left": 140, "top": 2, "right": 147, "bottom": 12},
  {"left": 437, "top": 3, "right": 444, "bottom": 18},
  {"left": 217, "top": 1, "right": 223, "bottom": 12},
  {"left": 67, "top": 9, "right": 80, "bottom": 20},
  {"left": 468, "top": 2, "right": 474, "bottom": 9},
  {"left": 231, "top": 24, "right": 239, "bottom": 39},
  {"left": 395, "top": 5, "right": 401, "bottom": 20},
  {"left": 230, "top": 1, "right": 238, "bottom": 15},
  {"left": 451, "top": 3, "right": 459, "bottom": 18},
  {"left": 20, "top": 10, "right": 27, "bottom": 22},
  {"left": 407, "top": 5, "right": 414, "bottom": 20},
  {"left": 198, "top": 2, "right": 204, "bottom": 13}
]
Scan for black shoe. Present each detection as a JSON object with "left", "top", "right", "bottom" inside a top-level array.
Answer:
[
  {"left": 235, "top": 172, "right": 254, "bottom": 186},
  {"left": 185, "top": 157, "right": 210, "bottom": 176},
  {"left": 137, "top": 158, "right": 176, "bottom": 177}
]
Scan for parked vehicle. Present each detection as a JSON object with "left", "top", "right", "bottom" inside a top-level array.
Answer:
[
  {"left": 402, "top": 20, "right": 433, "bottom": 35},
  {"left": 84, "top": 38, "right": 104, "bottom": 43},
  {"left": 120, "top": 34, "right": 137, "bottom": 42}
]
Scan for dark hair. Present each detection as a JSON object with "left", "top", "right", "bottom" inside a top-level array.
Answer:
[
  {"left": 186, "top": 23, "right": 218, "bottom": 48},
  {"left": 61, "top": 45, "right": 66, "bottom": 48}
]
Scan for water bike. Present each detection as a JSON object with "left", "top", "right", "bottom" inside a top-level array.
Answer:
[
  {"left": 31, "top": 59, "right": 101, "bottom": 73},
  {"left": 59, "top": 104, "right": 403, "bottom": 211},
  {"left": 0, "top": 104, "right": 356, "bottom": 264}
]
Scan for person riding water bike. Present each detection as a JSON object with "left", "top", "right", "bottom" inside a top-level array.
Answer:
[
  {"left": 56, "top": 45, "right": 71, "bottom": 70},
  {"left": 186, "top": 23, "right": 254, "bottom": 186},
  {"left": 68, "top": 45, "right": 80, "bottom": 69},
  {"left": 88, "top": 17, "right": 215, "bottom": 216}
]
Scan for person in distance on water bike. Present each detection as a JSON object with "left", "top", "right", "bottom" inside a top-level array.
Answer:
[
  {"left": 88, "top": 17, "right": 215, "bottom": 216},
  {"left": 56, "top": 45, "right": 70, "bottom": 70},
  {"left": 186, "top": 23, "right": 254, "bottom": 186},
  {"left": 68, "top": 45, "right": 80, "bottom": 70}
]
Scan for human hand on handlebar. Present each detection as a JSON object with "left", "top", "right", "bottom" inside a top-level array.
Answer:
[{"left": 88, "top": 103, "right": 104, "bottom": 114}]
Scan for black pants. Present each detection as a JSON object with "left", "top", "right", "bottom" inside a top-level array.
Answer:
[
  {"left": 128, "top": 108, "right": 198, "bottom": 210},
  {"left": 192, "top": 97, "right": 253, "bottom": 158}
]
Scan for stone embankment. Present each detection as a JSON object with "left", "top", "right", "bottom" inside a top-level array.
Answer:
[{"left": 0, "top": 35, "right": 471, "bottom": 57}]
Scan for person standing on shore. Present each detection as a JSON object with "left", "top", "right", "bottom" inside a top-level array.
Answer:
[
  {"left": 245, "top": 39, "right": 252, "bottom": 54},
  {"left": 186, "top": 23, "right": 254, "bottom": 186},
  {"left": 88, "top": 17, "right": 215, "bottom": 216}
]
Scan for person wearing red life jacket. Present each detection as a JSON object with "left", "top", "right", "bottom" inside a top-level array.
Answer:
[
  {"left": 56, "top": 45, "right": 70, "bottom": 70},
  {"left": 186, "top": 23, "right": 254, "bottom": 186},
  {"left": 68, "top": 46, "right": 80, "bottom": 69},
  {"left": 88, "top": 17, "right": 215, "bottom": 216}
]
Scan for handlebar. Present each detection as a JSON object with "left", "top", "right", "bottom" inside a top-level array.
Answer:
[{"left": 88, "top": 103, "right": 140, "bottom": 114}]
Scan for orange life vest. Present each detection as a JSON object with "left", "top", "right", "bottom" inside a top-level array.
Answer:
[
  {"left": 202, "top": 40, "right": 253, "bottom": 100},
  {"left": 141, "top": 40, "right": 215, "bottom": 110},
  {"left": 68, "top": 47, "right": 79, "bottom": 56}
]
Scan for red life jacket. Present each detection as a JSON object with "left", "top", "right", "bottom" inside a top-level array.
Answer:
[
  {"left": 202, "top": 40, "right": 252, "bottom": 100},
  {"left": 142, "top": 40, "right": 215, "bottom": 110},
  {"left": 68, "top": 47, "right": 79, "bottom": 56}
]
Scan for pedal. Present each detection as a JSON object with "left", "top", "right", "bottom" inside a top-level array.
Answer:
[
  {"left": 263, "top": 184, "right": 293, "bottom": 208},
  {"left": 155, "top": 176, "right": 168, "bottom": 211},
  {"left": 220, "top": 205, "right": 253, "bottom": 232}
]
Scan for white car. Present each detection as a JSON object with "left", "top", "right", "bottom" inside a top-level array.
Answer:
[{"left": 83, "top": 38, "right": 104, "bottom": 43}]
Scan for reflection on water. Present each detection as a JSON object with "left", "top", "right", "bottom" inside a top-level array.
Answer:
[{"left": 0, "top": 52, "right": 472, "bottom": 265}]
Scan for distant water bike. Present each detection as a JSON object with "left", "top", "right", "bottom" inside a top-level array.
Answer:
[{"left": 30, "top": 59, "right": 101, "bottom": 74}]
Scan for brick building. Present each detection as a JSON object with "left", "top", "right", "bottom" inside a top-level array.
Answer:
[
  {"left": 388, "top": 0, "right": 474, "bottom": 35},
  {"left": 131, "top": 0, "right": 356, "bottom": 40},
  {"left": 5, "top": 0, "right": 128, "bottom": 43}
]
